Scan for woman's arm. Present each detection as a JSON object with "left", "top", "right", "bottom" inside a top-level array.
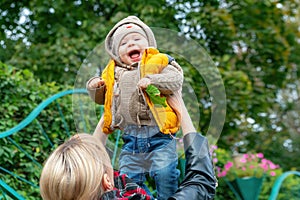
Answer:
[
  {"left": 169, "top": 133, "right": 216, "bottom": 200},
  {"left": 93, "top": 115, "right": 108, "bottom": 145},
  {"left": 168, "top": 92, "right": 217, "bottom": 200}
]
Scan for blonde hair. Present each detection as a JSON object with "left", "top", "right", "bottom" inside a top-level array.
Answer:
[{"left": 39, "top": 133, "right": 112, "bottom": 200}]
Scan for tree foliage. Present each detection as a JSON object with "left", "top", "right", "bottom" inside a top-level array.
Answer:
[
  {"left": 172, "top": 0, "right": 300, "bottom": 171},
  {"left": 0, "top": 0, "right": 178, "bottom": 84}
]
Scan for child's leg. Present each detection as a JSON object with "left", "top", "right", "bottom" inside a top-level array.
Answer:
[
  {"left": 118, "top": 126, "right": 155, "bottom": 198},
  {"left": 148, "top": 132, "right": 180, "bottom": 200},
  {"left": 150, "top": 161, "right": 179, "bottom": 200}
]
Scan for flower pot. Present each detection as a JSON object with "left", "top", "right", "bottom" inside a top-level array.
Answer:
[
  {"left": 226, "top": 177, "right": 264, "bottom": 200},
  {"left": 178, "top": 158, "right": 186, "bottom": 183}
]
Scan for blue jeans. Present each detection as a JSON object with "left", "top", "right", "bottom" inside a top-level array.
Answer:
[{"left": 119, "top": 125, "right": 180, "bottom": 200}]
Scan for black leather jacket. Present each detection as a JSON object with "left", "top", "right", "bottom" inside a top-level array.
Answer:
[{"left": 169, "top": 132, "right": 217, "bottom": 200}]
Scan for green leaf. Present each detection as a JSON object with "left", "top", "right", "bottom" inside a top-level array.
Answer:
[{"left": 145, "top": 85, "right": 167, "bottom": 107}]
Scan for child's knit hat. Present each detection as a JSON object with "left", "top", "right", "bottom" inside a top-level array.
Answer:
[{"left": 105, "top": 16, "right": 157, "bottom": 66}]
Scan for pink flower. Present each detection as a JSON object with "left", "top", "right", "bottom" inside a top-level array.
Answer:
[
  {"left": 269, "top": 162, "right": 278, "bottom": 170},
  {"left": 259, "top": 163, "right": 269, "bottom": 171},
  {"left": 243, "top": 154, "right": 249, "bottom": 159},
  {"left": 270, "top": 171, "right": 276, "bottom": 176},
  {"left": 261, "top": 158, "right": 268, "bottom": 164},
  {"left": 212, "top": 148, "right": 280, "bottom": 179},
  {"left": 257, "top": 153, "right": 264, "bottom": 158},
  {"left": 211, "top": 145, "right": 218, "bottom": 150},
  {"left": 225, "top": 162, "right": 233, "bottom": 170},
  {"left": 218, "top": 170, "right": 227, "bottom": 177},
  {"left": 240, "top": 157, "right": 247, "bottom": 163},
  {"left": 210, "top": 146, "right": 217, "bottom": 155}
]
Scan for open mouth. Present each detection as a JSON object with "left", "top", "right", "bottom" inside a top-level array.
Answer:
[{"left": 128, "top": 50, "right": 141, "bottom": 60}]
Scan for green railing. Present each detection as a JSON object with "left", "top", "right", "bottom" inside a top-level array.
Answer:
[
  {"left": 268, "top": 171, "right": 300, "bottom": 200},
  {"left": 0, "top": 89, "right": 86, "bottom": 199},
  {"left": 0, "top": 89, "right": 124, "bottom": 199}
]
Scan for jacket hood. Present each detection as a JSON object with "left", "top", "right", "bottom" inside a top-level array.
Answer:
[{"left": 105, "top": 16, "right": 157, "bottom": 67}]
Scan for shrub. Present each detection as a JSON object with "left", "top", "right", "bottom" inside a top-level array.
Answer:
[{"left": 0, "top": 62, "right": 77, "bottom": 199}]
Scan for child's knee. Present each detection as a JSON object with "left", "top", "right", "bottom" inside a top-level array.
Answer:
[{"left": 152, "top": 163, "right": 180, "bottom": 182}]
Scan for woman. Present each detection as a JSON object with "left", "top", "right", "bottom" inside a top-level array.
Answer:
[{"left": 39, "top": 94, "right": 217, "bottom": 200}]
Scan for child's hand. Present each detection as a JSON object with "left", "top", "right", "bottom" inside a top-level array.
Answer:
[
  {"left": 138, "top": 78, "right": 151, "bottom": 89},
  {"left": 88, "top": 77, "right": 105, "bottom": 89}
]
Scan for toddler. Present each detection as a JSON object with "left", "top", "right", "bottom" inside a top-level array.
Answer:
[{"left": 87, "top": 16, "right": 183, "bottom": 200}]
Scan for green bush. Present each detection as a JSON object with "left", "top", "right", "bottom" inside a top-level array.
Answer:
[
  {"left": 0, "top": 62, "right": 79, "bottom": 199},
  {"left": 277, "top": 175, "right": 300, "bottom": 200}
]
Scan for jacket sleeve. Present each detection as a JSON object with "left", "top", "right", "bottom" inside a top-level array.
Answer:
[
  {"left": 86, "top": 77, "right": 106, "bottom": 105},
  {"left": 168, "top": 133, "right": 217, "bottom": 200},
  {"left": 145, "top": 60, "right": 183, "bottom": 95}
]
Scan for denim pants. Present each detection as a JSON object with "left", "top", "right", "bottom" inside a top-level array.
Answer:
[{"left": 119, "top": 125, "right": 180, "bottom": 200}]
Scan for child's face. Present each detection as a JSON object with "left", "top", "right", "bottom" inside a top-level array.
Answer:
[{"left": 118, "top": 33, "right": 149, "bottom": 65}]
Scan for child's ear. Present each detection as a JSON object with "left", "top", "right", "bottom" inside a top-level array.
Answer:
[{"left": 102, "top": 173, "right": 113, "bottom": 191}]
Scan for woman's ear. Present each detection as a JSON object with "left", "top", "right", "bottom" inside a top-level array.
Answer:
[{"left": 102, "top": 173, "right": 113, "bottom": 191}]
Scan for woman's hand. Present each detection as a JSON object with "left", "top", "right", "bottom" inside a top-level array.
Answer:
[{"left": 167, "top": 90, "right": 196, "bottom": 135}]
